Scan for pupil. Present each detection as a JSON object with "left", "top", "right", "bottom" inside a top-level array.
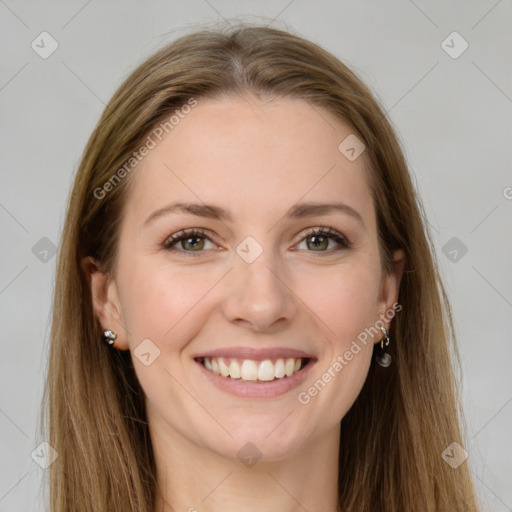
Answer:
[
  {"left": 185, "top": 237, "right": 202, "bottom": 250},
  {"left": 310, "top": 235, "right": 326, "bottom": 250}
]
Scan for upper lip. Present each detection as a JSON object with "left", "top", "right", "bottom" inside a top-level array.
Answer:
[{"left": 193, "top": 346, "right": 317, "bottom": 360}]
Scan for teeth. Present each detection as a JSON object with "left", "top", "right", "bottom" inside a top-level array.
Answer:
[
  {"left": 201, "top": 356, "right": 304, "bottom": 381},
  {"left": 258, "top": 360, "right": 275, "bottom": 381},
  {"left": 285, "top": 358, "right": 295, "bottom": 377},
  {"left": 218, "top": 357, "right": 230, "bottom": 377},
  {"left": 241, "top": 360, "right": 258, "bottom": 381},
  {"left": 229, "top": 359, "right": 241, "bottom": 379},
  {"left": 274, "top": 358, "right": 285, "bottom": 378}
]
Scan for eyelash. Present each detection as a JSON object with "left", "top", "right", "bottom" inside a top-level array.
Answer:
[{"left": 162, "top": 227, "right": 352, "bottom": 257}]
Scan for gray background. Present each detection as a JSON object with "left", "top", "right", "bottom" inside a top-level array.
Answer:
[{"left": 1, "top": 1, "right": 511, "bottom": 510}]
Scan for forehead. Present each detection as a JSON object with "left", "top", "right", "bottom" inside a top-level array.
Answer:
[{"left": 123, "top": 95, "right": 374, "bottom": 229}]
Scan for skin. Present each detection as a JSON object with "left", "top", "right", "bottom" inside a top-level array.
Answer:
[{"left": 85, "top": 94, "right": 405, "bottom": 512}]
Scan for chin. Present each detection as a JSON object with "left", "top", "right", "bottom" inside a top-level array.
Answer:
[{"left": 208, "top": 417, "right": 311, "bottom": 463}]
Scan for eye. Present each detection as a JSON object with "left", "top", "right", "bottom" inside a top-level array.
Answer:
[
  {"left": 162, "top": 226, "right": 351, "bottom": 257},
  {"left": 162, "top": 228, "right": 217, "bottom": 256},
  {"left": 295, "top": 227, "right": 351, "bottom": 253}
]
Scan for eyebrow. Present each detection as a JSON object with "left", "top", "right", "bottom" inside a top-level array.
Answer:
[{"left": 144, "top": 201, "right": 365, "bottom": 228}]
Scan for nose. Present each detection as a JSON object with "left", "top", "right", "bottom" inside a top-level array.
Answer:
[{"left": 222, "top": 248, "right": 297, "bottom": 333}]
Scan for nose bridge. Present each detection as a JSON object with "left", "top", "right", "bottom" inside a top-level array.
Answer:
[{"left": 223, "top": 239, "right": 294, "bottom": 331}]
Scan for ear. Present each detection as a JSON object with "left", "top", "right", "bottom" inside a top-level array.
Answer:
[
  {"left": 375, "top": 249, "right": 406, "bottom": 340},
  {"left": 81, "top": 256, "right": 129, "bottom": 350}
]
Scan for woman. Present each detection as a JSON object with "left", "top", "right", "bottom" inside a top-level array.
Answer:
[{"left": 41, "top": 22, "right": 482, "bottom": 511}]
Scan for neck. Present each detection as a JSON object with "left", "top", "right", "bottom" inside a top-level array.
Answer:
[{"left": 151, "top": 419, "right": 340, "bottom": 512}]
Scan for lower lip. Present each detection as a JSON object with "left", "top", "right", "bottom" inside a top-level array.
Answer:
[{"left": 195, "top": 358, "right": 316, "bottom": 399}]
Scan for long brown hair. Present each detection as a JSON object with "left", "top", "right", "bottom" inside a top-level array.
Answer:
[{"left": 40, "top": 21, "right": 482, "bottom": 511}]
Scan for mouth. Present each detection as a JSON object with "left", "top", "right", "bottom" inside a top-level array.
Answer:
[
  {"left": 192, "top": 347, "right": 317, "bottom": 398},
  {"left": 195, "top": 355, "right": 314, "bottom": 382}
]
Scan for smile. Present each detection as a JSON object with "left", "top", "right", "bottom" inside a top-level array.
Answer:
[
  {"left": 194, "top": 355, "right": 317, "bottom": 399},
  {"left": 199, "top": 356, "right": 307, "bottom": 381}
]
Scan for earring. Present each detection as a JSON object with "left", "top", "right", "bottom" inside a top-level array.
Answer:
[
  {"left": 103, "top": 330, "right": 117, "bottom": 346},
  {"left": 374, "top": 326, "right": 392, "bottom": 368}
]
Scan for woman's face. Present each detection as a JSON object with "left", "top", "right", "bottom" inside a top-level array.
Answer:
[{"left": 89, "top": 95, "right": 403, "bottom": 461}]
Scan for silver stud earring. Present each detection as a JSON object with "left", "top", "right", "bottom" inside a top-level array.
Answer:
[
  {"left": 375, "top": 326, "right": 392, "bottom": 368},
  {"left": 103, "top": 330, "right": 117, "bottom": 345}
]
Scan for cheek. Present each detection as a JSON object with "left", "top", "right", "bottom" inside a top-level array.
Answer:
[
  {"left": 293, "top": 261, "right": 380, "bottom": 422},
  {"left": 305, "top": 260, "right": 382, "bottom": 343},
  {"left": 118, "top": 250, "right": 383, "bottom": 350},
  {"left": 117, "top": 259, "right": 222, "bottom": 348}
]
